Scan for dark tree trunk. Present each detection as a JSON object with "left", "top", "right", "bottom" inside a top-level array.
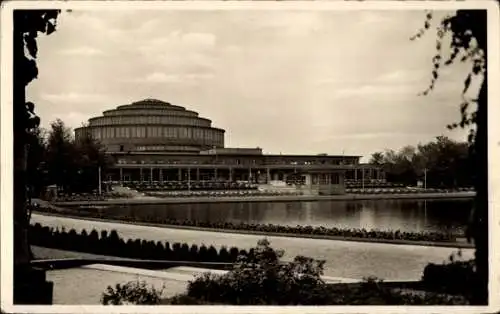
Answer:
[
  {"left": 13, "top": 22, "right": 30, "bottom": 272},
  {"left": 13, "top": 12, "right": 53, "bottom": 305},
  {"left": 471, "top": 76, "right": 488, "bottom": 305}
]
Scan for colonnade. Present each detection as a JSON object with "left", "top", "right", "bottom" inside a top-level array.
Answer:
[{"left": 112, "top": 167, "right": 383, "bottom": 184}]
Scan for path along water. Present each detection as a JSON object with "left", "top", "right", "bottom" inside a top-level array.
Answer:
[{"left": 31, "top": 213, "right": 474, "bottom": 281}]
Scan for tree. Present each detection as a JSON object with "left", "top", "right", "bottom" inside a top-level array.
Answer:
[
  {"left": 44, "top": 118, "right": 112, "bottom": 194},
  {"left": 412, "top": 9, "right": 489, "bottom": 304},
  {"left": 369, "top": 152, "right": 384, "bottom": 165},
  {"left": 371, "top": 136, "right": 472, "bottom": 188},
  {"left": 45, "top": 119, "right": 76, "bottom": 193},
  {"left": 73, "top": 130, "right": 111, "bottom": 193},
  {"left": 26, "top": 126, "right": 47, "bottom": 198},
  {"left": 13, "top": 9, "right": 61, "bottom": 304}
]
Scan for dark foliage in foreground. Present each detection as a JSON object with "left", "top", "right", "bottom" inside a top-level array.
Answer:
[
  {"left": 101, "top": 240, "right": 470, "bottom": 305},
  {"left": 29, "top": 223, "right": 245, "bottom": 263},
  {"left": 33, "top": 205, "right": 461, "bottom": 243},
  {"left": 184, "top": 240, "right": 469, "bottom": 305},
  {"left": 101, "top": 281, "right": 164, "bottom": 305},
  {"left": 422, "top": 251, "right": 477, "bottom": 299}
]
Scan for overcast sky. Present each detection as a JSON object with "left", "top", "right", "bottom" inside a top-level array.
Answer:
[{"left": 27, "top": 9, "right": 480, "bottom": 161}]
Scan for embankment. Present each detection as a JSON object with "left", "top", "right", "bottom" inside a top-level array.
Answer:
[{"left": 53, "top": 191, "right": 476, "bottom": 206}]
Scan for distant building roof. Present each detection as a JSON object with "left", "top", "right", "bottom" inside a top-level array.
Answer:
[{"left": 200, "top": 147, "right": 263, "bottom": 155}]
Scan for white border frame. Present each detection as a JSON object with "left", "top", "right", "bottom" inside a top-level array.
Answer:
[{"left": 1, "top": 1, "right": 499, "bottom": 313}]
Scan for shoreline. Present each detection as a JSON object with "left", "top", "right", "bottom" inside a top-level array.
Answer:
[
  {"left": 32, "top": 210, "right": 475, "bottom": 249},
  {"left": 53, "top": 191, "right": 476, "bottom": 206}
]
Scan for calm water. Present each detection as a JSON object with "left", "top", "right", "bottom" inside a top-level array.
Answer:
[{"left": 85, "top": 199, "right": 473, "bottom": 234}]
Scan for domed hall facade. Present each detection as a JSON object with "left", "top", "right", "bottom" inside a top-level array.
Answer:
[{"left": 75, "top": 99, "right": 385, "bottom": 195}]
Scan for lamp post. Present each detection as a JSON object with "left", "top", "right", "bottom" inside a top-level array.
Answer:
[
  {"left": 98, "top": 166, "right": 102, "bottom": 195},
  {"left": 424, "top": 168, "right": 427, "bottom": 190},
  {"left": 362, "top": 168, "right": 365, "bottom": 191}
]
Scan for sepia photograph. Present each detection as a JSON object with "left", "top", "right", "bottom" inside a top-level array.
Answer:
[{"left": 1, "top": 0, "right": 499, "bottom": 312}]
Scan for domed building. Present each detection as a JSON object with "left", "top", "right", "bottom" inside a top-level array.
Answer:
[
  {"left": 76, "top": 99, "right": 385, "bottom": 194},
  {"left": 75, "top": 99, "right": 225, "bottom": 154}
]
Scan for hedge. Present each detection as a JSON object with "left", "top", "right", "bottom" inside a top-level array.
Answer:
[{"left": 29, "top": 223, "right": 246, "bottom": 263}]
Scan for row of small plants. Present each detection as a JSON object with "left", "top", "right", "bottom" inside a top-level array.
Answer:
[
  {"left": 345, "top": 187, "right": 474, "bottom": 194},
  {"left": 144, "top": 190, "right": 301, "bottom": 198},
  {"left": 345, "top": 182, "right": 405, "bottom": 189},
  {"left": 53, "top": 192, "right": 132, "bottom": 202},
  {"left": 124, "top": 181, "right": 259, "bottom": 192},
  {"left": 34, "top": 206, "right": 459, "bottom": 243},
  {"left": 29, "top": 223, "right": 247, "bottom": 263}
]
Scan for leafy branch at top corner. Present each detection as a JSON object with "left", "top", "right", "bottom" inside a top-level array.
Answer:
[
  {"left": 411, "top": 10, "right": 486, "bottom": 139},
  {"left": 16, "top": 10, "right": 61, "bottom": 131},
  {"left": 19, "top": 10, "right": 61, "bottom": 60}
]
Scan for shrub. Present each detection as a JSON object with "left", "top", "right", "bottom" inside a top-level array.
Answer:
[
  {"left": 422, "top": 251, "right": 476, "bottom": 297},
  {"left": 101, "top": 281, "right": 164, "bottom": 305},
  {"left": 186, "top": 238, "right": 327, "bottom": 305}
]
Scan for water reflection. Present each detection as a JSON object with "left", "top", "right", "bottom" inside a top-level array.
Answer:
[{"left": 85, "top": 199, "right": 472, "bottom": 233}]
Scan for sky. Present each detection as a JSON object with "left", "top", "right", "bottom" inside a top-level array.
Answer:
[{"left": 27, "top": 8, "right": 481, "bottom": 161}]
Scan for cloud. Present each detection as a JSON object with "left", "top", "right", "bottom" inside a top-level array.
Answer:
[
  {"left": 182, "top": 32, "right": 217, "bottom": 47},
  {"left": 331, "top": 84, "right": 415, "bottom": 98},
  {"left": 375, "top": 69, "right": 427, "bottom": 83},
  {"left": 249, "top": 12, "right": 322, "bottom": 36},
  {"left": 137, "top": 31, "right": 216, "bottom": 55},
  {"left": 325, "top": 132, "right": 435, "bottom": 140},
  {"left": 358, "top": 12, "right": 393, "bottom": 25},
  {"left": 40, "top": 92, "right": 110, "bottom": 104},
  {"left": 142, "top": 73, "right": 183, "bottom": 84},
  {"left": 58, "top": 47, "right": 105, "bottom": 56},
  {"left": 129, "top": 72, "right": 215, "bottom": 85}
]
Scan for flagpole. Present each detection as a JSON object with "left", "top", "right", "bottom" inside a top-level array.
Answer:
[
  {"left": 424, "top": 168, "right": 427, "bottom": 190},
  {"left": 362, "top": 168, "right": 365, "bottom": 191}
]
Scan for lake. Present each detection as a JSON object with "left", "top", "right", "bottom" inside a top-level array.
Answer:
[{"left": 80, "top": 198, "right": 473, "bottom": 234}]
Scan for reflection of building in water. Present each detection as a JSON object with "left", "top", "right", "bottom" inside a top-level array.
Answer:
[
  {"left": 303, "top": 202, "right": 313, "bottom": 224},
  {"left": 359, "top": 206, "right": 376, "bottom": 230},
  {"left": 414, "top": 200, "right": 428, "bottom": 232},
  {"left": 75, "top": 99, "right": 384, "bottom": 195}
]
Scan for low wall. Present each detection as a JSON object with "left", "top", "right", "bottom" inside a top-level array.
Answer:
[{"left": 52, "top": 191, "right": 476, "bottom": 206}]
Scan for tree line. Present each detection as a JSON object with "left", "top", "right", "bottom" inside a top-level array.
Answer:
[
  {"left": 369, "top": 136, "right": 474, "bottom": 188},
  {"left": 27, "top": 119, "right": 112, "bottom": 197}
]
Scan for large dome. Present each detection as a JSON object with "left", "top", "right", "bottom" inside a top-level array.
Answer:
[{"left": 75, "top": 99, "right": 225, "bottom": 153}]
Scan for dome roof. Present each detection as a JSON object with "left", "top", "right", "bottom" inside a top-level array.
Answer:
[{"left": 75, "top": 99, "right": 225, "bottom": 153}]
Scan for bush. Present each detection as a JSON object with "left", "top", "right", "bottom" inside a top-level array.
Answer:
[
  {"left": 101, "top": 281, "right": 164, "bottom": 305},
  {"left": 181, "top": 239, "right": 470, "bottom": 305},
  {"left": 422, "top": 251, "right": 476, "bottom": 297},
  {"left": 186, "top": 238, "right": 327, "bottom": 305}
]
